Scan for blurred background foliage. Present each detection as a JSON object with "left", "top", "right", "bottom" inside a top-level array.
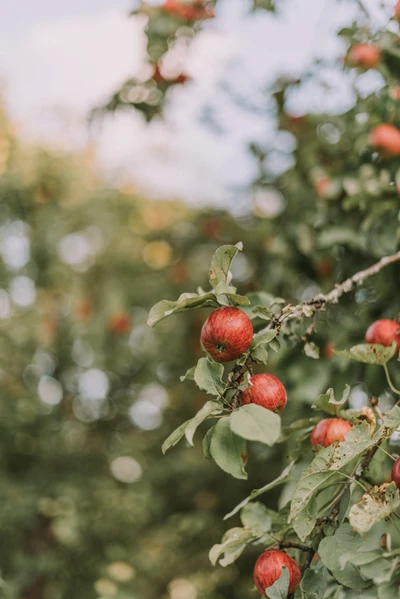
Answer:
[{"left": 0, "top": 1, "right": 400, "bottom": 598}]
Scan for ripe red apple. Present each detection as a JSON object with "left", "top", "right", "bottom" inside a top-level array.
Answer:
[
  {"left": 311, "top": 418, "right": 352, "bottom": 448},
  {"left": 365, "top": 319, "right": 400, "bottom": 352},
  {"left": 200, "top": 307, "right": 253, "bottom": 362},
  {"left": 368, "top": 124, "right": 400, "bottom": 157},
  {"left": 392, "top": 457, "right": 400, "bottom": 489},
  {"left": 348, "top": 44, "right": 380, "bottom": 69},
  {"left": 254, "top": 550, "right": 301, "bottom": 596},
  {"left": 110, "top": 313, "right": 132, "bottom": 335},
  {"left": 162, "top": 0, "right": 214, "bottom": 20},
  {"left": 314, "top": 177, "right": 331, "bottom": 197},
  {"left": 241, "top": 373, "right": 287, "bottom": 413}
]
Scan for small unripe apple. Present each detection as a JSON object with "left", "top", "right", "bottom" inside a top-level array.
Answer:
[
  {"left": 254, "top": 550, "right": 301, "bottom": 596},
  {"left": 348, "top": 44, "right": 380, "bottom": 69},
  {"left": 110, "top": 313, "right": 131, "bottom": 335},
  {"left": 392, "top": 457, "right": 400, "bottom": 489},
  {"left": 310, "top": 418, "right": 352, "bottom": 448},
  {"left": 365, "top": 319, "right": 400, "bottom": 352},
  {"left": 368, "top": 124, "right": 400, "bottom": 157},
  {"left": 200, "top": 307, "right": 253, "bottom": 362},
  {"left": 241, "top": 373, "right": 287, "bottom": 413}
]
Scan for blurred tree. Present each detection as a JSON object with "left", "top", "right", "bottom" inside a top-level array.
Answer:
[{"left": 1, "top": 1, "right": 400, "bottom": 599}]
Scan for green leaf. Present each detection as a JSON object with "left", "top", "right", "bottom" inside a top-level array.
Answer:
[
  {"left": 318, "top": 524, "right": 369, "bottom": 589},
  {"left": 251, "top": 305, "right": 273, "bottom": 321},
  {"left": 203, "top": 425, "right": 215, "bottom": 460},
  {"left": 209, "top": 418, "right": 248, "bottom": 480},
  {"left": 301, "top": 565, "right": 328, "bottom": 599},
  {"left": 252, "top": 329, "right": 278, "bottom": 347},
  {"left": 209, "top": 527, "right": 254, "bottom": 567},
  {"left": 209, "top": 243, "right": 243, "bottom": 289},
  {"left": 382, "top": 404, "right": 400, "bottom": 432},
  {"left": 312, "top": 385, "right": 350, "bottom": 416},
  {"left": 264, "top": 566, "right": 289, "bottom": 599},
  {"left": 329, "top": 422, "right": 379, "bottom": 471},
  {"left": 251, "top": 344, "right": 269, "bottom": 364},
  {"left": 304, "top": 342, "right": 320, "bottom": 360},
  {"left": 185, "top": 401, "right": 222, "bottom": 446},
  {"left": 289, "top": 444, "right": 338, "bottom": 522},
  {"left": 334, "top": 342, "right": 397, "bottom": 365},
  {"left": 349, "top": 482, "right": 400, "bottom": 534},
  {"left": 214, "top": 280, "right": 250, "bottom": 306},
  {"left": 194, "top": 358, "right": 225, "bottom": 397},
  {"left": 180, "top": 366, "right": 196, "bottom": 382},
  {"left": 224, "top": 461, "right": 295, "bottom": 519},
  {"left": 240, "top": 502, "right": 272, "bottom": 534},
  {"left": 292, "top": 496, "right": 318, "bottom": 541},
  {"left": 162, "top": 419, "right": 191, "bottom": 454},
  {"left": 230, "top": 404, "right": 281, "bottom": 446},
  {"left": 148, "top": 292, "right": 218, "bottom": 326}
]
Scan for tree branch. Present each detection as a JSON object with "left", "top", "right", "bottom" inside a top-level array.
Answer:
[{"left": 272, "top": 251, "right": 400, "bottom": 332}]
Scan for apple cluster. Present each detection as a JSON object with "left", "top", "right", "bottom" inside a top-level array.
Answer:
[{"left": 200, "top": 309, "right": 400, "bottom": 595}]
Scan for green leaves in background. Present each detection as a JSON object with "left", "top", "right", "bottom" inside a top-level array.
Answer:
[{"left": 334, "top": 342, "right": 397, "bottom": 365}]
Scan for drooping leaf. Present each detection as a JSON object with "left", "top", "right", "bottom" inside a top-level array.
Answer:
[
  {"left": 209, "top": 526, "right": 254, "bottom": 567},
  {"left": 292, "top": 495, "right": 318, "bottom": 541},
  {"left": 349, "top": 482, "right": 400, "bottom": 534},
  {"left": 209, "top": 243, "right": 243, "bottom": 289},
  {"left": 252, "top": 329, "right": 278, "bottom": 347},
  {"left": 230, "top": 404, "right": 281, "bottom": 446},
  {"left": 194, "top": 358, "right": 225, "bottom": 397},
  {"left": 185, "top": 401, "right": 222, "bottom": 446},
  {"left": 334, "top": 342, "right": 397, "bottom": 365},
  {"left": 240, "top": 502, "right": 272, "bottom": 534},
  {"left": 264, "top": 566, "right": 289, "bottom": 599},
  {"left": 251, "top": 305, "right": 273, "bottom": 321},
  {"left": 148, "top": 292, "right": 218, "bottom": 326},
  {"left": 251, "top": 344, "right": 269, "bottom": 364},
  {"left": 224, "top": 461, "right": 295, "bottom": 519},
  {"left": 318, "top": 524, "right": 369, "bottom": 589},
  {"left": 304, "top": 342, "right": 320, "bottom": 360},
  {"left": 162, "top": 419, "right": 191, "bottom": 454},
  {"left": 180, "top": 366, "right": 196, "bottom": 382},
  {"left": 209, "top": 417, "right": 248, "bottom": 480}
]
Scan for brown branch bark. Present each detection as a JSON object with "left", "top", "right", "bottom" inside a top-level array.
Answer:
[{"left": 272, "top": 251, "right": 400, "bottom": 332}]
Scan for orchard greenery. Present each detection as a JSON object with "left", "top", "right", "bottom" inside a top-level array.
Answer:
[{"left": 150, "top": 243, "right": 400, "bottom": 598}]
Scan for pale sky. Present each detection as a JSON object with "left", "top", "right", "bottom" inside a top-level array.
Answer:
[{"left": 0, "top": 0, "right": 394, "bottom": 209}]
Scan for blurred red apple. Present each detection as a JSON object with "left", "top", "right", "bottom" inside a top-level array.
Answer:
[
  {"left": 110, "top": 313, "right": 131, "bottom": 335},
  {"left": 365, "top": 319, "right": 400, "bottom": 352},
  {"left": 369, "top": 124, "right": 400, "bottom": 157},
  {"left": 392, "top": 457, "right": 400, "bottom": 489},
  {"left": 348, "top": 44, "right": 380, "bottom": 69},
  {"left": 311, "top": 418, "right": 352, "bottom": 448}
]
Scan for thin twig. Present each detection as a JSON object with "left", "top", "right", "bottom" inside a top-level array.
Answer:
[{"left": 269, "top": 251, "right": 400, "bottom": 333}]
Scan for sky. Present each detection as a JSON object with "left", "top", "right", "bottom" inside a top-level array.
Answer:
[{"left": 0, "top": 0, "right": 394, "bottom": 209}]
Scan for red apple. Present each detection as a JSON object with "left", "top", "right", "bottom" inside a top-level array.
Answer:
[
  {"left": 200, "top": 307, "right": 253, "bottom": 362},
  {"left": 368, "top": 124, "right": 400, "bottom": 157},
  {"left": 392, "top": 457, "right": 400, "bottom": 489},
  {"left": 323, "top": 342, "right": 336, "bottom": 359},
  {"left": 162, "top": 0, "right": 214, "bottom": 20},
  {"left": 348, "top": 44, "right": 380, "bottom": 69},
  {"left": 395, "top": 0, "right": 400, "bottom": 20},
  {"left": 365, "top": 319, "right": 400, "bottom": 352},
  {"left": 315, "top": 177, "right": 331, "bottom": 197},
  {"left": 110, "top": 313, "right": 131, "bottom": 335},
  {"left": 254, "top": 550, "right": 301, "bottom": 596},
  {"left": 311, "top": 418, "right": 352, "bottom": 448},
  {"left": 241, "top": 373, "right": 287, "bottom": 413}
]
